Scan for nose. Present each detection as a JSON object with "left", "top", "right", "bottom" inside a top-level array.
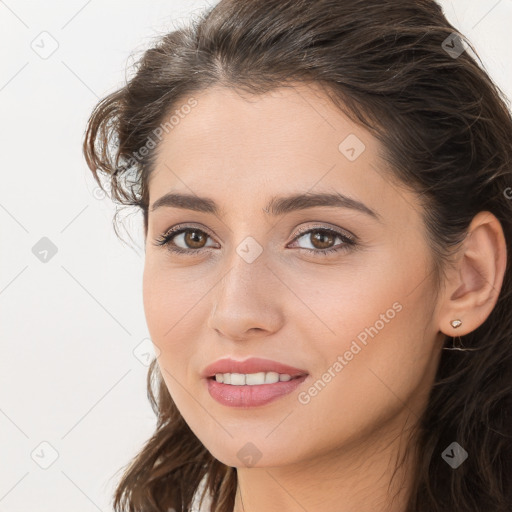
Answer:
[{"left": 207, "top": 259, "right": 284, "bottom": 342}]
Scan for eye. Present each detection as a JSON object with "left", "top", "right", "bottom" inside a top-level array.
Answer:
[
  {"left": 153, "top": 223, "right": 356, "bottom": 257},
  {"left": 288, "top": 225, "right": 356, "bottom": 257},
  {"left": 153, "top": 224, "right": 217, "bottom": 255}
]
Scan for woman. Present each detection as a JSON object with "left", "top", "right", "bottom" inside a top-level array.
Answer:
[{"left": 83, "top": 0, "right": 512, "bottom": 510}]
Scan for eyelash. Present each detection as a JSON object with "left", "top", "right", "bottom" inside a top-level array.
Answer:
[{"left": 153, "top": 223, "right": 356, "bottom": 257}]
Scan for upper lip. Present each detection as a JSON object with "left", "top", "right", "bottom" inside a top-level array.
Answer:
[{"left": 201, "top": 357, "right": 308, "bottom": 378}]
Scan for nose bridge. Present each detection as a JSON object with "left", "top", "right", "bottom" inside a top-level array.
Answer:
[
  {"left": 219, "top": 209, "right": 271, "bottom": 278},
  {"left": 207, "top": 238, "right": 283, "bottom": 337},
  {"left": 217, "top": 236, "right": 269, "bottom": 304}
]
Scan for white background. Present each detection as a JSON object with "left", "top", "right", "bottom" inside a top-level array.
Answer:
[{"left": 1, "top": 1, "right": 511, "bottom": 510}]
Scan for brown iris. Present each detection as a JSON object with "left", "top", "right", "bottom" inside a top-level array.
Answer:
[
  {"left": 184, "top": 229, "right": 208, "bottom": 249},
  {"left": 308, "top": 230, "right": 336, "bottom": 250}
]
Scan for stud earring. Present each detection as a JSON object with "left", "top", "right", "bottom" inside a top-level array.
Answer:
[{"left": 450, "top": 319, "right": 462, "bottom": 328}]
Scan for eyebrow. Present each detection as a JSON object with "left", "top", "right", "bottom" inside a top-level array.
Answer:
[{"left": 150, "top": 191, "right": 381, "bottom": 221}]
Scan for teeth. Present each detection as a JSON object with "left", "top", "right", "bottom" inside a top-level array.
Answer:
[{"left": 214, "top": 372, "right": 295, "bottom": 385}]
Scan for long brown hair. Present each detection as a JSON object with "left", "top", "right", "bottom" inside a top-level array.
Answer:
[{"left": 83, "top": 1, "right": 512, "bottom": 510}]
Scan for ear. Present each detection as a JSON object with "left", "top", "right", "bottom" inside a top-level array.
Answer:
[{"left": 438, "top": 211, "right": 507, "bottom": 337}]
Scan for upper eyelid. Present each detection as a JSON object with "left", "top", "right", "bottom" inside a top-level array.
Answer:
[{"left": 293, "top": 223, "right": 355, "bottom": 241}]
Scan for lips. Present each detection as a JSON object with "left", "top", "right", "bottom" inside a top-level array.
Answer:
[{"left": 201, "top": 357, "right": 308, "bottom": 379}]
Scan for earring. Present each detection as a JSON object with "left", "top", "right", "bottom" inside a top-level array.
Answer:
[{"left": 450, "top": 319, "right": 462, "bottom": 328}]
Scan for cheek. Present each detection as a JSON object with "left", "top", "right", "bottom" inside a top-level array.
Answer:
[
  {"left": 286, "top": 252, "right": 410, "bottom": 346},
  {"left": 142, "top": 261, "right": 198, "bottom": 340},
  {"left": 142, "top": 263, "right": 194, "bottom": 376},
  {"left": 291, "top": 255, "right": 435, "bottom": 397},
  {"left": 142, "top": 267, "right": 196, "bottom": 422},
  {"left": 142, "top": 260, "right": 210, "bottom": 398},
  {"left": 142, "top": 264, "right": 169, "bottom": 341},
  {"left": 300, "top": 308, "right": 435, "bottom": 456}
]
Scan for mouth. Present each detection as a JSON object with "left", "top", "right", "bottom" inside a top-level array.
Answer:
[
  {"left": 207, "top": 372, "right": 308, "bottom": 385},
  {"left": 201, "top": 356, "right": 309, "bottom": 381},
  {"left": 205, "top": 373, "right": 309, "bottom": 407}
]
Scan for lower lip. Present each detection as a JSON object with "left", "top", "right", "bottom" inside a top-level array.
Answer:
[{"left": 205, "top": 375, "right": 308, "bottom": 408}]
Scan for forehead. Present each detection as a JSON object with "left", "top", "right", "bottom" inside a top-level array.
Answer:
[
  {"left": 152, "top": 83, "right": 368, "bottom": 164},
  {"left": 148, "top": 83, "right": 417, "bottom": 229}
]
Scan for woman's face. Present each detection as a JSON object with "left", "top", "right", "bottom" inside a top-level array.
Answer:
[{"left": 143, "top": 84, "right": 445, "bottom": 467}]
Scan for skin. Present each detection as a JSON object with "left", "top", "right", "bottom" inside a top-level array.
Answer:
[{"left": 142, "top": 83, "right": 507, "bottom": 512}]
